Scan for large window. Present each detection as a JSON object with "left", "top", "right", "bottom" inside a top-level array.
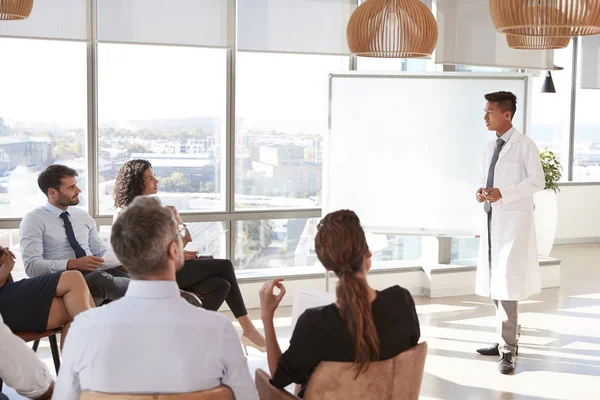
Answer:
[
  {"left": 529, "top": 42, "right": 573, "bottom": 179},
  {"left": 574, "top": 44, "right": 600, "bottom": 182},
  {"left": 2, "top": 1, "right": 598, "bottom": 282},
  {"left": 235, "top": 52, "right": 348, "bottom": 210},
  {"left": 97, "top": 44, "right": 227, "bottom": 214},
  {"left": 0, "top": 38, "right": 88, "bottom": 217}
]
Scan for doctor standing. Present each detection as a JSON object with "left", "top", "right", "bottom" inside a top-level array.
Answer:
[{"left": 474, "top": 91, "right": 544, "bottom": 374}]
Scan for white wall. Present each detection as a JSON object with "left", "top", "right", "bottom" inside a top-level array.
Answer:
[{"left": 556, "top": 185, "right": 600, "bottom": 241}]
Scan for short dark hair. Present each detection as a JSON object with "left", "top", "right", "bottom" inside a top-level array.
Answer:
[
  {"left": 37, "top": 165, "right": 78, "bottom": 196},
  {"left": 485, "top": 91, "right": 517, "bottom": 120},
  {"left": 110, "top": 196, "right": 177, "bottom": 278}
]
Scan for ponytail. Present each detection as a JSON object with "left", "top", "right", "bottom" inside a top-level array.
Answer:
[
  {"left": 315, "top": 210, "right": 379, "bottom": 376},
  {"left": 336, "top": 266, "right": 379, "bottom": 376}
]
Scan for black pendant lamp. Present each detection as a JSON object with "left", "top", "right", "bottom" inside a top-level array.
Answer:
[{"left": 541, "top": 71, "right": 556, "bottom": 93}]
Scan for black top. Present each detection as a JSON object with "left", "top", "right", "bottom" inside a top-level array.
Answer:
[{"left": 271, "top": 285, "right": 420, "bottom": 397}]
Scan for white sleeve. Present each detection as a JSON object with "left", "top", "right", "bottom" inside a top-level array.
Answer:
[
  {"left": 0, "top": 315, "right": 53, "bottom": 398},
  {"left": 498, "top": 140, "right": 545, "bottom": 204},
  {"left": 219, "top": 322, "right": 259, "bottom": 400},
  {"left": 53, "top": 319, "right": 84, "bottom": 400},
  {"left": 477, "top": 145, "right": 489, "bottom": 189}
]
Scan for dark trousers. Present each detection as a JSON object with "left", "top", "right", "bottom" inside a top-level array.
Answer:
[
  {"left": 176, "top": 258, "right": 248, "bottom": 318},
  {"left": 83, "top": 267, "right": 130, "bottom": 306}
]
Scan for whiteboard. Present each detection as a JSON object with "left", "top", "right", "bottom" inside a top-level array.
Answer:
[{"left": 325, "top": 72, "right": 530, "bottom": 236}]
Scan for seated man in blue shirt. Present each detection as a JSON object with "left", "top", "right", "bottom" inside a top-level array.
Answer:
[{"left": 20, "top": 165, "right": 129, "bottom": 305}]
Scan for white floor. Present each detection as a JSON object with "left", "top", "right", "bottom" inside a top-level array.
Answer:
[{"left": 3, "top": 243, "right": 600, "bottom": 399}]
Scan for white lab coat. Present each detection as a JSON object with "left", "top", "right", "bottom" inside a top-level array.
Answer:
[{"left": 475, "top": 130, "right": 545, "bottom": 301}]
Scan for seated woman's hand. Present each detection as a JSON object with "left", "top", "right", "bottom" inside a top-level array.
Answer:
[
  {"left": 0, "top": 246, "right": 15, "bottom": 260},
  {"left": 259, "top": 278, "right": 286, "bottom": 319},
  {"left": 1, "top": 251, "right": 15, "bottom": 271}
]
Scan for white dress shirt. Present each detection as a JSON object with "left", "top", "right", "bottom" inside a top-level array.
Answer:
[
  {"left": 54, "top": 280, "right": 258, "bottom": 400},
  {"left": 20, "top": 202, "right": 108, "bottom": 277},
  {"left": 0, "top": 314, "right": 53, "bottom": 398}
]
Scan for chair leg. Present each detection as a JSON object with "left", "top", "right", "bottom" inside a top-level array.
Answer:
[
  {"left": 32, "top": 339, "right": 40, "bottom": 352},
  {"left": 48, "top": 334, "right": 61, "bottom": 374}
]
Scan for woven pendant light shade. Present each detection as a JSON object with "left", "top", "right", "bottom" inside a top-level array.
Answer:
[
  {"left": 490, "top": 0, "right": 600, "bottom": 37},
  {"left": 346, "top": 0, "right": 438, "bottom": 58},
  {"left": 506, "top": 34, "right": 570, "bottom": 50},
  {"left": 0, "top": 0, "right": 33, "bottom": 20}
]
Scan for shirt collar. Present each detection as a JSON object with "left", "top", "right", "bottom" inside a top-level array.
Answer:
[
  {"left": 499, "top": 126, "right": 515, "bottom": 143},
  {"left": 125, "top": 280, "right": 181, "bottom": 299},
  {"left": 43, "top": 202, "right": 69, "bottom": 218}
]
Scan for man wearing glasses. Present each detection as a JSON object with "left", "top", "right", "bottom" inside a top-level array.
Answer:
[{"left": 54, "top": 196, "right": 257, "bottom": 400}]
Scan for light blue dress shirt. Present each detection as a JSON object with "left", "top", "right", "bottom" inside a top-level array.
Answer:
[
  {"left": 54, "top": 281, "right": 258, "bottom": 400},
  {"left": 19, "top": 202, "right": 107, "bottom": 277},
  {"left": 499, "top": 126, "right": 515, "bottom": 144}
]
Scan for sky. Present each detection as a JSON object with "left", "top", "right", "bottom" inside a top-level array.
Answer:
[
  {"left": 0, "top": 37, "right": 346, "bottom": 131},
  {"left": 0, "top": 36, "right": 599, "bottom": 134}
]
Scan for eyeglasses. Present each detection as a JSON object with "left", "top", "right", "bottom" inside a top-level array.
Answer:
[{"left": 173, "top": 223, "right": 187, "bottom": 241}]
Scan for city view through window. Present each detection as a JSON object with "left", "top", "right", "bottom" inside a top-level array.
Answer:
[
  {"left": 0, "top": 39, "right": 420, "bottom": 273},
  {"left": 1, "top": 38, "right": 598, "bottom": 273}
]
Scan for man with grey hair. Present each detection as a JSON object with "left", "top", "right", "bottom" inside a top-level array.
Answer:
[{"left": 53, "top": 196, "right": 258, "bottom": 400}]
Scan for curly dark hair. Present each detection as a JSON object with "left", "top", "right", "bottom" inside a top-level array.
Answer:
[{"left": 113, "top": 159, "right": 153, "bottom": 208}]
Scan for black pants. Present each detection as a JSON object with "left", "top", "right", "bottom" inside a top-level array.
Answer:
[
  {"left": 83, "top": 267, "right": 130, "bottom": 306},
  {"left": 176, "top": 258, "right": 248, "bottom": 318}
]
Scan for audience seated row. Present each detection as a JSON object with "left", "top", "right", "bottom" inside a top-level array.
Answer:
[{"left": 0, "top": 164, "right": 424, "bottom": 399}]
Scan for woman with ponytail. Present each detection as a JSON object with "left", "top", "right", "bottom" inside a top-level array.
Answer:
[{"left": 259, "top": 210, "right": 420, "bottom": 397}]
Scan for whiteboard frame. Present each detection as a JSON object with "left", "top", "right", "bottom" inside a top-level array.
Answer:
[{"left": 325, "top": 71, "right": 532, "bottom": 237}]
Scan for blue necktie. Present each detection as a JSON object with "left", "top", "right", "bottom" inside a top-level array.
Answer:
[
  {"left": 60, "top": 211, "right": 86, "bottom": 258},
  {"left": 484, "top": 138, "right": 506, "bottom": 213}
]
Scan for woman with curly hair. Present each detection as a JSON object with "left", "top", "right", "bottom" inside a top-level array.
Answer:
[{"left": 113, "top": 159, "right": 266, "bottom": 353}]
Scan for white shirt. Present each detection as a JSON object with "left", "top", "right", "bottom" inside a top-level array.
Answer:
[
  {"left": 0, "top": 314, "right": 53, "bottom": 398},
  {"left": 54, "top": 281, "right": 258, "bottom": 400}
]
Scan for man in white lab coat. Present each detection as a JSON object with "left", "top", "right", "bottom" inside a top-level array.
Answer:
[{"left": 474, "top": 91, "right": 544, "bottom": 374}]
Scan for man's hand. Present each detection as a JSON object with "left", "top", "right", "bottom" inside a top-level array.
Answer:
[
  {"left": 484, "top": 188, "right": 502, "bottom": 203},
  {"left": 476, "top": 188, "right": 486, "bottom": 203},
  {"left": 184, "top": 250, "right": 197, "bottom": 261},
  {"left": 67, "top": 256, "right": 104, "bottom": 272}
]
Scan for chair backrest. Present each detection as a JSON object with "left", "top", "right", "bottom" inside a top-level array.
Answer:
[
  {"left": 81, "top": 386, "right": 233, "bottom": 400},
  {"left": 255, "top": 369, "right": 299, "bottom": 400},
  {"left": 302, "top": 342, "right": 428, "bottom": 400}
]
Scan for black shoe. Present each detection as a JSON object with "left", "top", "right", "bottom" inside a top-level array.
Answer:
[
  {"left": 180, "top": 290, "right": 203, "bottom": 308},
  {"left": 498, "top": 351, "right": 515, "bottom": 374},
  {"left": 476, "top": 343, "right": 518, "bottom": 356},
  {"left": 477, "top": 343, "right": 500, "bottom": 356}
]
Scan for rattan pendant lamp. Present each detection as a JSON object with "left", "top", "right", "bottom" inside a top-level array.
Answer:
[
  {"left": 506, "top": 34, "right": 570, "bottom": 50},
  {"left": 0, "top": 0, "right": 33, "bottom": 20},
  {"left": 346, "top": 0, "right": 438, "bottom": 58},
  {"left": 490, "top": 0, "right": 600, "bottom": 37}
]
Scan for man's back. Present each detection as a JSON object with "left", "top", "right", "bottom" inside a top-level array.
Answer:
[{"left": 54, "top": 281, "right": 257, "bottom": 400}]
